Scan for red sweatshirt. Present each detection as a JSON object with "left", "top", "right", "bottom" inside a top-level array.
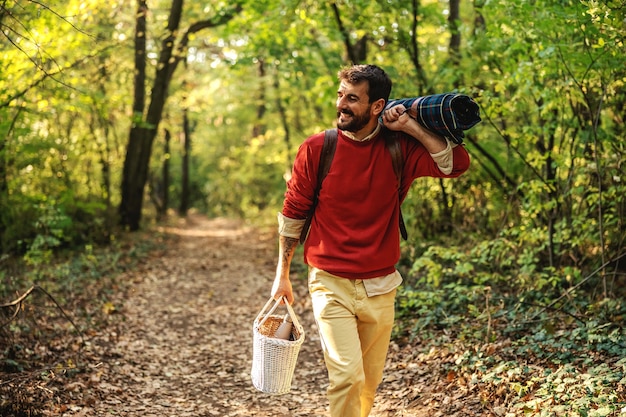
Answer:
[{"left": 282, "top": 128, "right": 470, "bottom": 279}]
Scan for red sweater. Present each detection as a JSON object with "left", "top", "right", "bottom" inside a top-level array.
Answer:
[{"left": 282, "top": 129, "right": 470, "bottom": 279}]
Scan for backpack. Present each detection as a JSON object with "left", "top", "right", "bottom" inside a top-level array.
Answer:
[{"left": 299, "top": 128, "right": 408, "bottom": 244}]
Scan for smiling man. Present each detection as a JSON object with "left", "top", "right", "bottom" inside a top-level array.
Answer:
[{"left": 271, "top": 64, "right": 470, "bottom": 417}]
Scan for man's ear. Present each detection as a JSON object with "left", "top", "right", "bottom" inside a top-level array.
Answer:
[{"left": 371, "top": 98, "right": 386, "bottom": 116}]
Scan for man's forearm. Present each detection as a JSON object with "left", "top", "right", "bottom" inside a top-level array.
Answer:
[
  {"left": 272, "top": 234, "right": 300, "bottom": 304},
  {"left": 402, "top": 117, "right": 448, "bottom": 154},
  {"left": 278, "top": 235, "right": 299, "bottom": 272}
]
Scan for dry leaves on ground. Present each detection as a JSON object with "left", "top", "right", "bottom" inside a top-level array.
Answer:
[{"left": 2, "top": 215, "right": 492, "bottom": 417}]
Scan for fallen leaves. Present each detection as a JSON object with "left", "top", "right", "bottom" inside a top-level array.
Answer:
[{"left": 10, "top": 215, "right": 613, "bottom": 417}]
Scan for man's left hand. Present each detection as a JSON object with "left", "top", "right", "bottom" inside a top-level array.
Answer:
[{"left": 382, "top": 104, "right": 411, "bottom": 131}]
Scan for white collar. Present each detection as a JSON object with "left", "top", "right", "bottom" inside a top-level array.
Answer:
[{"left": 341, "top": 122, "right": 381, "bottom": 142}]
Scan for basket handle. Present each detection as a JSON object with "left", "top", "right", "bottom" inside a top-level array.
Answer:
[{"left": 256, "top": 296, "right": 303, "bottom": 332}]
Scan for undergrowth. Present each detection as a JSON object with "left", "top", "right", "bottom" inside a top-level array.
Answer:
[
  {"left": 0, "top": 228, "right": 166, "bottom": 416},
  {"left": 395, "top": 240, "right": 626, "bottom": 416}
]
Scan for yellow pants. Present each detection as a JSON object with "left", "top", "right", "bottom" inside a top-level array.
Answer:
[{"left": 308, "top": 269, "right": 396, "bottom": 417}]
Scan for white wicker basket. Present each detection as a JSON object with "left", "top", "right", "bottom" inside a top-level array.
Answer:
[{"left": 251, "top": 297, "right": 305, "bottom": 395}]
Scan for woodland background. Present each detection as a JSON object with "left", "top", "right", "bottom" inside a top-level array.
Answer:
[{"left": 1, "top": 0, "right": 625, "bottom": 415}]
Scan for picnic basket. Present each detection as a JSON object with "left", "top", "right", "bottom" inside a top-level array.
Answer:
[{"left": 251, "top": 297, "right": 305, "bottom": 395}]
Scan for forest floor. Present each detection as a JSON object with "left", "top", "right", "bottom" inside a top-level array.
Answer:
[{"left": 2, "top": 214, "right": 498, "bottom": 416}]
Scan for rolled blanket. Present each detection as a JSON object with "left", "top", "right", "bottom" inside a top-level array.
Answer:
[{"left": 385, "top": 93, "right": 481, "bottom": 144}]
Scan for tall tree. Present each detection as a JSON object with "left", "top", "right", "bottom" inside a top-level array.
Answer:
[{"left": 119, "top": 0, "right": 242, "bottom": 230}]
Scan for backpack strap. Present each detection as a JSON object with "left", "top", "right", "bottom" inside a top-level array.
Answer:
[
  {"left": 385, "top": 135, "right": 408, "bottom": 241},
  {"left": 299, "top": 129, "right": 337, "bottom": 244}
]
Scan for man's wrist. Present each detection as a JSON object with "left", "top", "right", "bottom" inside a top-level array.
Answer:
[{"left": 404, "top": 119, "right": 447, "bottom": 153}]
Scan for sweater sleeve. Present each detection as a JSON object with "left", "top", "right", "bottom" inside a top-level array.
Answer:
[
  {"left": 400, "top": 137, "right": 470, "bottom": 198},
  {"left": 429, "top": 139, "right": 454, "bottom": 175},
  {"left": 277, "top": 212, "right": 306, "bottom": 238},
  {"left": 282, "top": 132, "right": 325, "bottom": 220}
]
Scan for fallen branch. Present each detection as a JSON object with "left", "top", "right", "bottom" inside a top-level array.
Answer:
[{"left": 1, "top": 284, "right": 84, "bottom": 344}]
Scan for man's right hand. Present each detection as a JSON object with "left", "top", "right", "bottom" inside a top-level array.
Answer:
[{"left": 271, "top": 274, "right": 294, "bottom": 305}]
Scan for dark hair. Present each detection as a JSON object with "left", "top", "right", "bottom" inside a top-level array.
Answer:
[{"left": 338, "top": 65, "right": 392, "bottom": 103}]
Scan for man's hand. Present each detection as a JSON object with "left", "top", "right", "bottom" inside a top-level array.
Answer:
[
  {"left": 271, "top": 274, "right": 294, "bottom": 305},
  {"left": 382, "top": 104, "right": 411, "bottom": 131},
  {"left": 383, "top": 103, "right": 448, "bottom": 154}
]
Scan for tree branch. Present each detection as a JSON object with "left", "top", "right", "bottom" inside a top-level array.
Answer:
[
  {"left": 167, "top": 3, "right": 244, "bottom": 82},
  {"left": 530, "top": 251, "right": 626, "bottom": 320},
  {"left": 0, "top": 44, "right": 117, "bottom": 108},
  {"left": 331, "top": 2, "right": 358, "bottom": 65},
  {"left": 21, "top": 0, "right": 95, "bottom": 38},
  {"left": 1, "top": 285, "right": 84, "bottom": 345}
]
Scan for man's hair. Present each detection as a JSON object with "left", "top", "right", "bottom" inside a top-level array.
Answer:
[{"left": 338, "top": 64, "right": 392, "bottom": 103}]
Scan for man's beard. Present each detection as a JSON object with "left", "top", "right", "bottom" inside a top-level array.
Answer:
[{"left": 336, "top": 106, "right": 371, "bottom": 132}]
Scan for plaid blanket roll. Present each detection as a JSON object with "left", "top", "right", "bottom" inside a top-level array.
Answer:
[{"left": 385, "top": 93, "right": 481, "bottom": 144}]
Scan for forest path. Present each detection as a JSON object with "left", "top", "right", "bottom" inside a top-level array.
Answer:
[{"left": 75, "top": 214, "right": 478, "bottom": 417}]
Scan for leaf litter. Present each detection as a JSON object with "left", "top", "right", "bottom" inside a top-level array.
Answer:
[{"left": 1, "top": 214, "right": 499, "bottom": 416}]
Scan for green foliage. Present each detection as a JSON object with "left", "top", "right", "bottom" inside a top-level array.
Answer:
[
  {"left": 488, "top": 360, "right": 626, "bottom": 416},
  {"left": 16, "top": 195, "right": 109, "bottom": 266},
  {"left": 23, "top": 204, "right": 72, "bottom": 266},
  {"left": 1, "top": 0, "right": 625, "bottom": 413},
  {"left": 396, "top": 231, "right": 626, "bottom": 413}
]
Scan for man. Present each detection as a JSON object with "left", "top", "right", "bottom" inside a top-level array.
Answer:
[{"left": 271, "top": 64, "right": 470, "bottom": 417}]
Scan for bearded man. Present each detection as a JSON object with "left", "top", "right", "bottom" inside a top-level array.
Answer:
[{"left": 271, "top": 64, "right": 470, "bottom": 417}]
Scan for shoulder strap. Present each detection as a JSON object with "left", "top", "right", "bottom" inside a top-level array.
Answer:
[
  {"left": 385, "top": 135, "right": 403, "bottom": 183},
  {"left": 385, "top": 135, "right": 408, "bottom": 241},
  {"left": 318, "top": 129, "right": 338, "bottom": 190},
  {"left": 299, "top": 129, "right": 337, "bottom": 244}
]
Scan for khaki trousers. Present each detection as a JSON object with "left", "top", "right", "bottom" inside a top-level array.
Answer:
[{"left": 308, "top": 269, "right": 396, "bottom": 417}]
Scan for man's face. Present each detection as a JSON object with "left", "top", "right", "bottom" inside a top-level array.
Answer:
[{"left": 336, "top": 80, "right": 373, "bottom": 132}]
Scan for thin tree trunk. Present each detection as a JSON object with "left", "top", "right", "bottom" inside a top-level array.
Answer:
[
  {"left": 437, "top": 0, "right": 462, "bottom": 228},
  {"left": 0, "top": 107, "right": 23, "bottom": 251},
  {"left": 448, "top": 0, "right": 461, "bottom": 70},
  {"left": 179, "top": 111, "right": 191, "bottom": 216},
  {"left": 331, "top": 2, "right": 367, "bottom": 65},
  {"left": 160, "top": 128, "right": 171, "bottom": 219},
  {"left": 273, "top": 71, "right": 291, "bottom": 158},
  {"left": 252, "top": 59, "right": 267, "bottom": 138},
  {"left": 407, "top": 0, "right": 429, "bottom": 94},
  {"left": 119, "top": 0, "right": 152, "bottom": 230}
]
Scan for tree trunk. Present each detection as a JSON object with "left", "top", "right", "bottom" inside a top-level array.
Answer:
[
  {"left": 0, "top": 133, "right": 6, "bottom": 253},
  {"left": 160, "top": 128, "right": 171, "bottom": 219},
  {"left": 406, "top": 0, "right": 429, "bottom": 94},
  {"left": 179, "top": 110, "right": 191, "bottom": 216},
  {"left": 0, "top": 107, "right": 23, "bottom": 251},
  {"left": 448, "top": 0, "right": 461, "bottom": 70},
  {"left": 273, "top": 71, "right": 291, "bottom": 158},
  {"left": 120, "top": 126, "right": 157, "bottom": 229},
  {"left": 252, "top": 59, "right": 267, "bottom": 138},
  {"left": 331, "top": 2, "right": 367, "bottom": 65},
  {"left": 0, "top": 134, "right": 7, "bottom": 201},
  {"left": 119, "top": 0, "right": 150, "bottom": 230},
  {"left": 119, "top": 0, "right": 241, "bottom": 230},
  {"left": 437, "top": 0, "right": 463, "bottom": 229},
  {"left": 119, "top": 0, "right": 183, "bottom": 230}
]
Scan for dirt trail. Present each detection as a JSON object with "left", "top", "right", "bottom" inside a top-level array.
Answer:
[{"left": 75, "top": 215, "right": 473, "bottom": 417}]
